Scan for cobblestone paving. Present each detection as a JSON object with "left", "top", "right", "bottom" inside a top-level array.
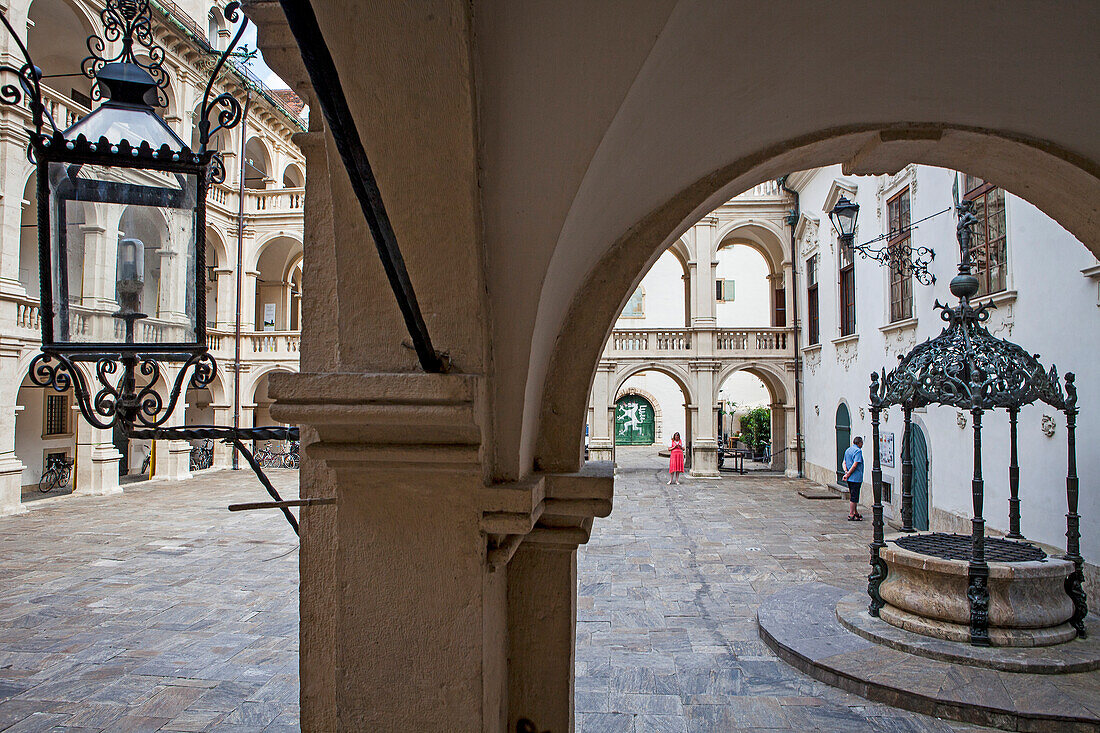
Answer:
[
  {"left": 0, "top": 454, "right": 997, "bottom": 732},
  {"left": 576, "top": 448, "right": 992, "bottom": 733},
  {"left": 0, "top": 469, "right": 301, "bottom": 732}
]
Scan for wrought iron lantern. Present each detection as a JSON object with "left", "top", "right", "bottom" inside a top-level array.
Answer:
[
  {"left": 0, "top": 1, "right": 320, "bottom": 531},
  {"left": 828, "top": 194, "right": 860, "bottom": 245},
  {"left": 0, "top": 0, "right": 256, "bottom": 429},
  {"left": 864, "top": 197, "right": 1086, "bottom": 646},
  {"left": 829, "top": 191, "right": 937, "bottom": 286}
]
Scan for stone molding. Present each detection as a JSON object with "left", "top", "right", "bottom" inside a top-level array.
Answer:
[
  {"left": 268, "top": 371, "right": 481, "bottom": 472},
  {"left": 483, "top": 462, "right": 613, "bottom": 569}
]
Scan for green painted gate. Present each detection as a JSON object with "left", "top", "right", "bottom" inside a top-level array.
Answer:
[
  {"left": 910, "top": 423, "right": 930, "bottom": 531},
  {"left": 615, "top": 394, "right": 656, "bottom": 445},
  {"left": 835, "top": 404, "right": 851, "bottom": 484}
]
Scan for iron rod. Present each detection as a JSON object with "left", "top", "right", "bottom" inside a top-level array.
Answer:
[
  {"left": 968, "top": 408, "right": 990, "bottom": 646},
  {"left": 1063, "top": 373, "right": 1087, "bottom": 637},
  {"left": 867, "top": 405, "right": 886, "bottom": 617},
  {"left": 1007, "top": 407, "right": 1022, "bottom": 538},
  {"left": 229, "top": 498, "right": 334, "bottom": 511},
  {"left": 273, "top": 0, "right": 445, "bottom": 373},
  {"left": 233, "top": 436, "right": 299, "bottom": 535},
  {"left": 901, "top": 407, "right": 914, "bottom": 532}
]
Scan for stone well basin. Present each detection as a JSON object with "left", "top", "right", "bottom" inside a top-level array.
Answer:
[{"left": 878, "top": 532, "right": 1076, "bottom": 647}]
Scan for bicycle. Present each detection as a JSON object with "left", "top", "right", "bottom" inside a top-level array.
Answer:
[
  {"left": 38, "top": 456, "right": 72, "bottom": 493},
  {"left": 189, "top": 439, "right": 214, "bottom": 471}
]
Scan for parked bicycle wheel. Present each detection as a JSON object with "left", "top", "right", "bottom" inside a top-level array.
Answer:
[
  {"left": 38, "top": 468, "right": 56, "bottom": 493},
  {"left": 59, "top": 463, "right": 72, "bottom": 485}
]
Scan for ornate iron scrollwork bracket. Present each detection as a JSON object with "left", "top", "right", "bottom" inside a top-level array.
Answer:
[
  {"left": 848, "top": 237, "right": 936, "bottom": 286},
  {"left": 28, "top": 350, "right": 216, "bottom": 431}
]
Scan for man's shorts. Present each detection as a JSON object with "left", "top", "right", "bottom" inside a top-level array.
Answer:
[{"left": 847, "top": 480, "right": 862, "bottom": 504}]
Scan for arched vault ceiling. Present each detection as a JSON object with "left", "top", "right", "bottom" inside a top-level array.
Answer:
[{"left": 295, "top": 0, "right": 1099, "bottom": 479}]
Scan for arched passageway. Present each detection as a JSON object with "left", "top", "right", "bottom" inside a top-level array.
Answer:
[{"left": 250, "top": 4, "right": 1100, "bottom": 728}]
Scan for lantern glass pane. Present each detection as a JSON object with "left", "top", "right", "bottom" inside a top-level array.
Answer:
[{"left": 47, "top": 160, "right": 199, "bottom": 348}]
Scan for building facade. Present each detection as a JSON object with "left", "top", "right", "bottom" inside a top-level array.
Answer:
[
  {"left": 786, "top": 164, "right": 1099, "bottom": 595},
  {"left": 586, "top": 181, "right": 799, "bottom": 475},
  {"left": 0, "top": 0, "right": 305, "bottom": 515}
]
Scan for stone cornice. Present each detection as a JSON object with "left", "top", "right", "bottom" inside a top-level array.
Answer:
[{"left": 269, "top": 371, "right": 482, "bottom": 471}]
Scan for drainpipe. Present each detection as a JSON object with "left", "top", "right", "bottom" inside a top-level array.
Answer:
[
  {"left": 232, "top": 88, "right": 252, "bottom": 470},
  {"left": 778, "top": 176, "right": 804, "bottom": 478}
]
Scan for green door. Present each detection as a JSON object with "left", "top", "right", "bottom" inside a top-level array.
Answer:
[
  {"left": 835, "top": 404, "right": 851, "bottom": 484},
  {"left": 910, "top": 423, "right": 930, "bottom": 531},
  {"left": 615, "top": 394, "right": 656, "bottom": 445}
]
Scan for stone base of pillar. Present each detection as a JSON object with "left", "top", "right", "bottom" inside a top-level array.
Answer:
[
  {"left": 73, "top": 444, "right": 123, "bottom": 497},
  {"left": 588, "top": 446, "right": 613, "bottom": 462},
  {"left": 785, "top": 466, "right": 800, "bottom": 478},
  {"left": 154, "top": 441, "right": 192, "bottom": 481},
  {"left": 690, "top": 443, "right": 720, "bottom": 477},
  {"left": 0, "top": 456, "right": 26, "bottom": 516}
]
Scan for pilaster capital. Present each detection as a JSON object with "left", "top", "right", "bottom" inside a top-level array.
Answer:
[
  {"left": 687, "top": 359, "right": 722, "bottom": 373},
  {"left": 483, "top": 461, "right": 613, "bottom": 569}
]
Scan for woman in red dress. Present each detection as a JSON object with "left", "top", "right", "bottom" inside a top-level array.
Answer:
[{"left": 668, "top": 432, "right": 685, "bottom": 484}]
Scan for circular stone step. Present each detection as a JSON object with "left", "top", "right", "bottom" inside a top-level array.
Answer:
[
  {"left": 837, "top": 593, "right": 1100, "bottom": 674},
  {"left": 757, "top": 582, "right": 1100, "bottom": 731}
]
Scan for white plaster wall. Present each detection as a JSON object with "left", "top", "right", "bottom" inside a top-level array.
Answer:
[
  {"left": 14, "top": 387, "right": 73, "bottom": 487},
  {"left": 617, "top": 371, "right": 686, "bottom": 445},
  {"left": 715, "top": 246, "right": 771, "bottom": 326},
  {"left": 615, "top": 250, "right": 685, "bottom": 328},
  {"left": 796, "top": 164, "right": 1100, "bottom": 565}
]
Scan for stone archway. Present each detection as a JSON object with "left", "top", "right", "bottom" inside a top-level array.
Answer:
[{"left": 248, "top": 4, "right": 1100, "bottom": 728}]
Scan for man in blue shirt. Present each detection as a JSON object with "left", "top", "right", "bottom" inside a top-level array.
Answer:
[{"left": 842, "top": 437, "right": 864, "bottom": 521}]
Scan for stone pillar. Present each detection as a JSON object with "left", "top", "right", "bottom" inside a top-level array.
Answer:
[
  {"left": 211, "top": 404, "right": 234, "bottom": 467},
  {"left": 73, "top": 408, "right": 122, "bottom": 497},
  {"left": 497, "top": 465, "right": 613, "bottom": 732},
  {"left": 243, "top": 270, "right": 260, "bottom": 331},
  {"left": 214, "top": 267, "right": 236, "bottom": 328},
  {"left": 271, "top": 373, "right": 493, "bottom": 730},
  {"left": 152, "top": 376, "right": 192, "bottom": 480},
  {"left": 784, "top": 401, "right": 799, "bottom": 477},
  {"left": 587, "top": 361, "right": 615, "bottom": 461},
  {"left": 690, "top": 217, "right": 718, "bottom": 329},
  {"left": 689, "top": 359, "right": 720, "bottom": 477},
  {"left": 507, "top": 543, "right": 578, "bottom": 731},
  {"left": 0, "top": 340, "right": 27, "bottom": 515}
]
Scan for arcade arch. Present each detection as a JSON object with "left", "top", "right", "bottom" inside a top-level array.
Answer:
[
  {"left": 243, "top": 137, "right": 274, "bottom": 190},
  {"left": 253, "top": 235, "right": 303, "bottom": 331},
  {"left": 27, "top": 0, "right": 96, "bottom": 105},
  {"left": 282, "top": 163, "right": 305, "bottom": 188},
  {"left": 613, "top": 369, "right": 688, "bottom": 449},
  {"left": 19, "top": 173, "right": 38, "bottom": 298}
]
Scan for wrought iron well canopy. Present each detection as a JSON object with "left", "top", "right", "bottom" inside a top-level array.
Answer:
[{"left": 864, "top": 193, "right": 1086, "bottom": 646}]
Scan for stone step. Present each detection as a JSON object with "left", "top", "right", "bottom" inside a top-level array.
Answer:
[{"left": 757, "top": 582, "right": 1100, "bottom": 732}]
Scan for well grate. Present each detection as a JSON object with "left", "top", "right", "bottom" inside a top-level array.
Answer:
[{"left": 894, "top": 532, "right": 1046, "bottom": 563}]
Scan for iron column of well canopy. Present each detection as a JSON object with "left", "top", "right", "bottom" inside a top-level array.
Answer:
[
  {"left": 900, "top": 406, "right": 914, "bottom": 532},
  {"left": 1063, "top": 373, "right": 1088, "bottom": 637},
  {"left": 867, "top": 373, "right": 887, "bottom": 617},
  {"left": 967, "top": 406, "right": 991, "bottom": 646},
  {"left": 1007, "top": 407, "right": 1023, "bottom": 539}
]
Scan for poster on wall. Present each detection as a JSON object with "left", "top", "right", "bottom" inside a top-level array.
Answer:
[
  {"left": 263, "top": 303, "right": 277, "bottom": 332},
  {"left": 880, "top": 431, "right": 895, "bottom": 468}
]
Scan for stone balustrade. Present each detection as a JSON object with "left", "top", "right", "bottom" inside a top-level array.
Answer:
[
  {"left": 21, "top": 83, "right": 88, "bottom": 132},
  {"left": 607, "top": 327, "right": 791, "bottom": 358},
  {"left": 206, "top": 328, "right": 301, "bottom": 360},
  {"left": 716, "top": 327, "right": 789, "bottom": 354},
  {"left": 207, "top": 184, "right": 305, "bottom": 213}
]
